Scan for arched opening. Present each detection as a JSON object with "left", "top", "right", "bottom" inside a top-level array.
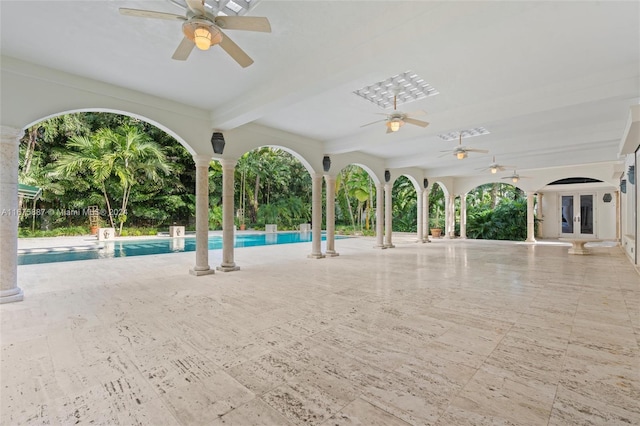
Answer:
[
  {"left": 332, "top": 164, "right": 376, "bottom": 235},
  {"left": 18, "top": 111, "right": 194, "bottom": 237},
  {"left": 465, "top": 182, "right": 529, "bottom": 240},
  {"left": 232, "top": 146, "right": 312, "bottom": 231},
  {"left": 392, "top": 175, "right": 418, "bottom": 232},
  {"left": 429, "top": 182, "right": 447, "bottom": 236}
]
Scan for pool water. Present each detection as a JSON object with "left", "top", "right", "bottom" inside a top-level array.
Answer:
[{"left": 18, "top": 232, "right": 344, "bottom": 265}]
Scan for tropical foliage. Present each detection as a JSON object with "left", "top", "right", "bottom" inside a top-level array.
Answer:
[
  {"left": 465, "top": 183, "right": 531, "bottom": 241},
  {"left": 18, "top": 112, "right": 534, "bottom": 240}
]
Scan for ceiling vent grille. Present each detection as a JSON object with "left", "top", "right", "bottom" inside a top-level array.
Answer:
[{"left": 353, "top": 71, "right": 438, "bottom": 109}]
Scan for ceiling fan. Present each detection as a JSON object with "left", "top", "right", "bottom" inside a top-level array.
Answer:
[
  {"left": 119, "top": 0, "right": 271, "bottom": 68},
  {"left": 478, "top": 156, "right": 516, "bottom": 174},
  {"left": 501, "top": 170, "right": 531, "bottom": 183},
  {"left": 440, "top": 133, "right": 489, "bottom": 160},
  {"left": 360, "top": 93, "right": 429, "bottom": 134}
]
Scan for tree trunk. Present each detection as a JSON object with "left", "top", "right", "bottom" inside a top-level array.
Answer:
[
  {"left": 491, "top": 183, "right": 499, "bottom": 208},
  {"left": 341, "top": 171, "right": 356, "bottom": 229},
  {"left": 102, "top": 184, "right": 116, "bottom": 229}
]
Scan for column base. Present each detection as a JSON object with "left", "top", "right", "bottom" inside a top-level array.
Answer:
[
  {"left": 189, "top": 267, "right": 215, "bottom": 276},
  {"left": 308, "top": 253, "right": 326, "bottom": 259},
  {"left": 217, "top": 264, "right": 240, "bottom": 272},
  {"left": 525, "top": 238, "right": 536, "bottom": 243},
  {"left": 384, "top": 244, "right": 395, "bottom": 249},
  {"left": 0, "top": 287, "right": 24, "bottom": 304},
  {"left": 325, "top": 250, "right": 340, "bottom": 257},
  {"left": 374, "top": 244, "right": 387, "bottom": 249}
]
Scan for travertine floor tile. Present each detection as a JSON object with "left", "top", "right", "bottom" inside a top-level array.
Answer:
[{"left": 2, "top": 236, "right": 639, "bottom": 425}]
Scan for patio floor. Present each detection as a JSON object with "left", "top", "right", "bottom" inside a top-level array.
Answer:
[{"left": 2, "top": 236, "right": 639, "bottom": 425}]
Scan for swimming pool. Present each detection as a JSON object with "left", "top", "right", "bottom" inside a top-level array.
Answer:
[{"left": 18, "top": 232, "right": 344, "bottom": 265}]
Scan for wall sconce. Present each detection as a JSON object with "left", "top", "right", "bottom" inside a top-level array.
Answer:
[
  {"left": 322, "top": 155, "right": 331, "bottom": 172},
  {"left": 423, "top": 178, "right": 429, "bottom": 189},
  {"left": 211, "top": 132, "right": 225, "bottom": 154},
  {"left": 384, "top": 170, "right": 391, "bottom": 183}
]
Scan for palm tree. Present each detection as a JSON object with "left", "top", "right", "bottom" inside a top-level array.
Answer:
[{"left": 55, "top": 125, "right": 171, "bottom": 235}]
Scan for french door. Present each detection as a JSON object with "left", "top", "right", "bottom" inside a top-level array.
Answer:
[{"left": 560, "top": 193, "right": 596, "bottom": 238}]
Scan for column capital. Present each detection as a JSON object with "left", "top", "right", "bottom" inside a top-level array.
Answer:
[
  {"left": 0, "top": 126, "right": 24, "bottom": 142},
  {"left": 219, "top": 158, "right": 237, "bottom": 169},
  {"left": 193, "top": 155, "right": 212, "bottom": 168}
]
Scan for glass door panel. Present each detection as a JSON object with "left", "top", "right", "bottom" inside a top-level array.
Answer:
[
  {"left": 579, "top": 194, "right": 594, "bottom": 234},
  {"left": 561, "top": 195, "right": 574, "bottom": 234}
]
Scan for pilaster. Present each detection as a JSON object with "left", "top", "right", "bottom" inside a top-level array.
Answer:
[{"left": 0, "top": 126, "right": 24, "bottom": 303}]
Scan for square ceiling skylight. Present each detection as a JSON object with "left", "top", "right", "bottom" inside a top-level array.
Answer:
[
  {"left": 175, "top": 0, "right": 259, "bottom": 16},
  {"left": 353, "top": 71, "right": 438, "bottom": 109},
  {"left": 438, "top": 127, "right": 490, "bottom": 142}
]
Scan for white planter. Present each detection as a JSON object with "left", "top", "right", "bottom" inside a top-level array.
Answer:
[
  {"left": 98, "top": 227, "right": 115, "bottom": 241},
  {"left": 169, "top": 225, "right": 185, "bottom": 237},
  {"left": 265, "top": 224, "right": 277, "bottom": 233}
]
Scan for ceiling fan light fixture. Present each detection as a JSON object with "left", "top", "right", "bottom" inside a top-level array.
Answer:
[
  {"left": 512, "top": 176, "right": 519, "bottom": 183},
  {"left": 387, "top": 119, "right": 404, "bottom": 132},
  {"left": 490, "top": 167, "right": 498, "bottom": 174},
  {"left": 456, "top": 151, "right": 467, "bottom": 160},
  {"left": 193, "top": 26, "right": 222, "bottom": 50},
  {"left": 194, "top": 26, "right": 212, "bottom": 50}
]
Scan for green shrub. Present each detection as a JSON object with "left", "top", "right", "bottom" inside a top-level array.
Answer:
[
  {"left": 467, "top": 199, "right": 529, "bottom": 241},
  {"left": 18, "top": 226, "right": 89, "bottom": 238},
  {"left": 119, "top": 227, "right": 158, "bottom": 237}
]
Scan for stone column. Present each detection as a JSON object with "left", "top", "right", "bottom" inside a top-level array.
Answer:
[
  {"left": 416, "top": 188, "right": 425, "bottom": 243},
  {"left": 324, "top": 175, "right": 339, "bottom": 256},
  {"left": 460, "top": 192, "right": 468, "bottom": 239},
  {"left": 526, "top": 192, "right": 536, "bottom": 243},
  {"left": 423, "top": 187, "right": 431, "bottom": 242},
  {"left": 444, "top": 193, "right": 452, "bottom": 239},
  {"left": 0, "top": 126, "right": 24, "bottom": 303},
  {"left": 384, "top": 183, "right": 395, "bottom": 248},
  {"left": 190, "top": 155, "right": 214, "bottom": 276},
  {"left": 536, "top": 192, "right": 543, "bottom": 238},
  {"left": 449, "top": 194, "right": 456, "bottom": 238},
  {"left": 375, "top": 183, "right": 385, "bottom": 248},
  {"left": 217, "top": 159, "right": 240, "bottom": 272},
  {"left": 309, "top": 173, "right": 325, "bottom": 258}
]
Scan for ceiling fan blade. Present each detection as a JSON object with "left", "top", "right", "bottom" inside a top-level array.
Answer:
[
  {"left": 119, "top": 8, "right": 185, "bottom": 21},
  {"left": 215, "top": 16, "right": 272, "bottom": 32},
  {"left": 404, "top": 118, "right": 429, "bottom": 128},
  {"left": 186, "top": 0, "right": 206, "bottom": 15},
  {"left": 406, "top": 110, "right": 427, "bottom": 117},
  {"left": 360, "top": 119, "right": 387, "bottom": 128},
  {"left": 172, "top": 37, "right": 195, "bottom": 61},
  {"left": 467, "top": 148, "right": 489, "bottom": 154},
  {"left": 219, "top": 31, "right": 253, "bottom": 67}
]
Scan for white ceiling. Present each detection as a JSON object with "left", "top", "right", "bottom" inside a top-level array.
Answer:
[{"left": 1, "top": 1, "right": 638, "bottom": 178}]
